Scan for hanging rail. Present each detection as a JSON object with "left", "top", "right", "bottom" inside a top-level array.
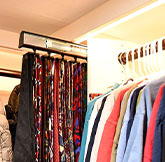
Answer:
[
  {"left": 0, "top": 68, "right": 21, "bottom": 79},
  {"left": 118, "top": 39, "right": 165, "bottom": 65},
  {"left": 19, "top": 31, "right": 87, "bottom": 60}
]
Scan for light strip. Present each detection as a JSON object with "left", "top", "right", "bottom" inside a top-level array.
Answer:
[{"left": 75, "top": 0, "right": 164, "bottom": 43}]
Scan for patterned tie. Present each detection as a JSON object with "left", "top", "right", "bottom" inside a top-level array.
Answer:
[
  {"left": 63, "top": 61, "right": 71, "bottom": 162},
  {"left": 68, "top": 62, "right": 75, "bottom": 162},
  {"left": 73, "top": 63, "right": 81, "bottom": 162},
  {"left": 34, "top": 55, "right": 42, "bottom": 162},
  {"left": 49, "top": 59, "right": 54, "bottom": 162},
  {"left": 54, "top": 59, "right": 60, "bottom": 162},
  {"left": 59, "top": 60, "right": 66, "bottom": 162}
]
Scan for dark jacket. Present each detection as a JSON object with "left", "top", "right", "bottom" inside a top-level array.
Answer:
[{"left": 5, "top": 84, "right": 20, "bottom": 149}]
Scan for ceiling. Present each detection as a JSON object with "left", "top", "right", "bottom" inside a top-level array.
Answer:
[
  {"left": 0, "top": 0, "right": 108, "bottom": 35},
  {"left": 101, "top": 3, "right": 165, "bottom": 44}
]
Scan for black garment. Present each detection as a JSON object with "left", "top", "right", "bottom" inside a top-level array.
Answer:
[
  {"left": 85, "top": 96, "right": 108, "bottom": 162},
  {"left": 126, "top": 85, "right": 145, "bottom": 144},
  {"left": 5, "top": 84, "right": 20, "bottom": 149},
  {"left": 13, "top": 53, "right": 35, "bottom": 162}
]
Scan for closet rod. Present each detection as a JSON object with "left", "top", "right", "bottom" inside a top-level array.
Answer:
[
  {"left": 0, "top": 68, "right": 21, "bottom": 79},
  {"left": 118, "top": 39, "right": 165, "bottom": 65},
  {"left": 19, "top": 31, "right": 87, "bottom": 61}
]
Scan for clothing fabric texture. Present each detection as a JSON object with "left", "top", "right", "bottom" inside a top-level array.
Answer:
[
  {"left": 79, "top": 83, "right": 119, "bottom": 162},
  {"left": 89, "top": 84, "right": 120, "bottom": 162},
  {"left": 143, "top": 84, "right": 164, "bottom": 162},
  {"left": 116, "top": 86, "right": 144, "bottom": 162},
  {"left": 123, "top": 76, "right": 165, "bottom": 162},
  {"left": 13, "top": 53, "right": 35, "bottom": 162},
  {"left": 96, "top": 86, "right": 131, "bottom": 162},
  {"left": 54, "top": 59, "right": 60, "bottom": 162},
  {"left": 152, "top": 86, "right": 165, "bottom": 162},
  {"left": 0, "top": 111, "right": 13, "bottom": 162},
  {"left": 85, "top": 96, "right": 108, "bottom": 162},
  {"left": 126, "top": 85, "right": 145, "bottom": 144},
  {"left": 13, "top": 53, "right": 87, "bottom": 162},
  {"left": 111, "top": 85, "right": 137, "bottom": 162},
  {"left": 5, "top": 84, "right": 20, "bottom": 150}
]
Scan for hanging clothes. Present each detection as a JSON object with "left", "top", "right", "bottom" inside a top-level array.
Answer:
[
  {"left": 152, "top": 86, "right": 165, "bottom": 162},
  {"left": 80, "top": 74, "right": 165, "bottom": 162},
  {"left": 116, "top": 85, "right": 145, "bottom": 162},
  {"left": 123, "top": 76, "right": 165, "bottom": 162},
  {"left": 5, "top": 84, "right": 20, "bottom": 150},
  {"left": 0, "top": 104, "right": 13, "bottom": 162},
  {"left": 143, "top": 84, "right": 164, "bottom": 162},
  {"left": 79, "top": 83, "right": 119, "bottom": 162}
]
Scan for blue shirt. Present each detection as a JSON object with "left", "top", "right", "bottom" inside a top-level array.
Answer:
[
  {"left": 78, "top": 83, "right": 119, "bottom": 162},
  {"left": 123, "top": 76, "right": 165, "bottom": 162},
  {"left": 116, "top": 86, "right": 143, "bottom": 162}
]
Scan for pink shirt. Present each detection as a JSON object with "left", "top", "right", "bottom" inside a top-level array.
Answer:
[{"left": 96, "top": 87, "right": 131, "bottom": 162}]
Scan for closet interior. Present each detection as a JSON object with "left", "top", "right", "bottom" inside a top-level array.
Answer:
[
  {"left": 79, "top": 2, "right": 165, "bottom": 162},
  {"left": 0, "top": 0, "right": 165, "bottom": 162},
  {"left": 0, "top": 31, "right": 87, "bottom": 162}
]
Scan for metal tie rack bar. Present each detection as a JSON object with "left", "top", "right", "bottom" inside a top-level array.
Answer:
[{"left": 19, "top": 31, "right": 87, "bottom": 60}]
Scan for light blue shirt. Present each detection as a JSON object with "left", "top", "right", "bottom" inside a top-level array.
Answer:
[
  {"left": 79, "top": 83, "right": 119, "bottom": 162},
  {"left": 123, "top": 76, "right": 165, "bottom": 162},
  {"left": 116, "top": 88, "right": 136, "bottom": 162}
]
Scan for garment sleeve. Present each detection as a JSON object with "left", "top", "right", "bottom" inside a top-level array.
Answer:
[
  {"left": 0, "top": 115, "right": 13, "bottom": 162},
  {"left": 123, "top": 92, "right": 146, "bottom": 162}
]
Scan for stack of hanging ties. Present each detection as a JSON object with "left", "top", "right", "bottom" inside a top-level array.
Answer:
[
  {"left": 80, "top": 74, "right": 165, "bottom": 162},
  {"left": 13, "top": 53, "right": 87, "bottom": 162}
]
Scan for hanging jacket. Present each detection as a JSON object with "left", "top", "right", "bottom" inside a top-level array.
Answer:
[
  {"left": 0, "top": 100, "right": 13, "bottom": 162},
  {"left": 5, "top": 84, "right": 20, "bottom": 149}
]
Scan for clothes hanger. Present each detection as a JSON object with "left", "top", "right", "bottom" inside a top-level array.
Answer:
[
  {"left": 126, "top": 51, "right": 130, "bottom": 79},
  {"left": 120, "top": 52, "right": 127, "bottom": 83},
  {"left": 137, "top": 47, "right": 143, "bottom": 77},
  {"left": 158, "top": 37, "right": 164, "bottom": 70},
  {"left": 149, "top": 43, "right": 154, "bottom": 73},
  {"left": 151, "top": 40, "right": 159, "bottom": 72},
  {"left": 131, "top": 49, "right": 137, "bottom": 78},
  {"left": 122, "top": 51, "right": 134, "bottom": 86},
  {"left": 142, "top": 45, "right": 148, "bottom": 75},
  {"left": 146, "top": 43, "right": 152, "bottom": 74}
]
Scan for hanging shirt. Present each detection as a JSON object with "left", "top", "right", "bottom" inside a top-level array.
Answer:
[
  {"left": 143, "top": 84, "right": 164, "bottom": 162},
  {"left": 152, "top": 86, "right": 165, "bottom": 162},
  {"left": 85, "top": 96, "right": 108, "bottom": 162},
  {"left": 126, "top": 85, "right": 145, "bottom": 144},
  {"left": 123, "top": 75, "right": 165, "bottom": 162},
  {"left": 116, "top": 86, "right": 144, "bottom": 162},
  {"left": 96, "top": 85, "right": 132, "bottom": 162},
  {"left": 78, "top": 83, "right": 119, "bottom": 162},
  {"left": 111, "top": 85, "right": 137, "bottom": 162},
  {"left": 84, "top": 96, "right": 104, "bottom": 159},
  {"left": 89, "top": 85, "right": 127, "bottom": 162}
]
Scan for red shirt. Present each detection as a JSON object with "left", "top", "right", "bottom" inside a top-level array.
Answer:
[
  {"left": 143, "top": 84, "right": 164, "bottom": 162},
  {"left": 96, "top": 87, "right": 131, "bottom": 162}
]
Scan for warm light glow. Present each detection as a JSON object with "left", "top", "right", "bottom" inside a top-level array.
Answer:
[{"left": 75, "top": 0, "right": 165, "bottom": 43}]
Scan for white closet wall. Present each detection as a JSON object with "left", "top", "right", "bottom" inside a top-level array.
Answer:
[
  {"left": 88, "top": 35, "right": 139, "bottom": 94},
  {"left": 0, "top": 52, "right": 22, "bottom": 92}
]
